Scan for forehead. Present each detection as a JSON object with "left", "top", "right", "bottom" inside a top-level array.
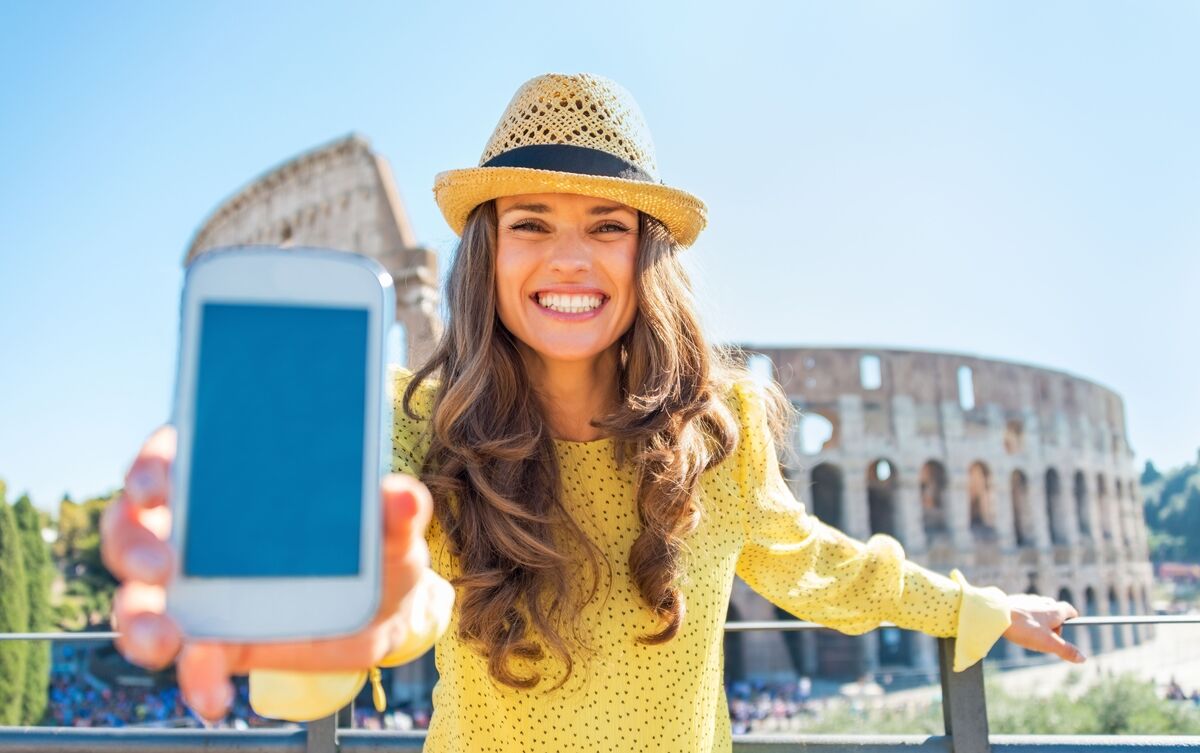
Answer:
[{"left": 495, "top": 192, "right": 636, "bottom": 215}]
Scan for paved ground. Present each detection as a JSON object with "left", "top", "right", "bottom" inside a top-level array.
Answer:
[{"left": 874, "top": 624, "right": 1200, "bottom": 711}]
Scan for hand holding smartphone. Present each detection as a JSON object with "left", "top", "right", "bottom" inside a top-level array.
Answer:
[
  {"left": 168, "top": 246, "right": 393, "bottom": 639},
  {"left": 100, "top": 246, "right": 449, "bottom": 722}
]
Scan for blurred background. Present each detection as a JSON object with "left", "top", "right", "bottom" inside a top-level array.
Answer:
[{"left": 0, "top": 0, "right": 1197, "bottom": 736}]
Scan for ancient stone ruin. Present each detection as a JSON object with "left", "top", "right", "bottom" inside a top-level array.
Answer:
[
  {"left": 185, "top": 133, "right": 441, "bottom": 368},
  {"left": 727, "top": 346, "right": 1153, "bottom": 680}
]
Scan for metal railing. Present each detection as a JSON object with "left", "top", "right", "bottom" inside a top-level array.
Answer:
[{"left": 1, "top": 616, "right": 1198, "bottom": 752}]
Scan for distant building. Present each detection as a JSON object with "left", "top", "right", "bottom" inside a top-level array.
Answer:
[
  {"left": 728, "top": 347, "right": 1154, "bottom": 681},
  {"left": 186, "top": 133, "right": 441, "bottom": 368}
]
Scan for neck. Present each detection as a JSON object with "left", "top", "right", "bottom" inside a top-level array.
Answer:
[{"left": 520, "top": 346, "right": 621, "bottom": 442}]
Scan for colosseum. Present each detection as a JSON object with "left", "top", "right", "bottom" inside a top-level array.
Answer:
[
  {"left": 726, "top": 346, "right": 1155, "bottom": 682},
  {"left": 183, "top": 135, "right": 1155, "bottom": 699}
]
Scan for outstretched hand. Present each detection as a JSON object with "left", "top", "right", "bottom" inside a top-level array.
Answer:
[
  {"left": 101, "top": 424, "right": 445, "bottom": 724},
  {"left": 1001, "top": 593, "right": 1086, "bottom": 664}
]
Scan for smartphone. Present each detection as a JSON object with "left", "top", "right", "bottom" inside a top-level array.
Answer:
[{"left": 166, "top": 246, "right": 394, "bottom": 641}]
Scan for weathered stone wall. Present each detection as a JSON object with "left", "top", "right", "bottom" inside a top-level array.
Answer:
[
  {"left": 727, "top": 346, "right": 1153, "bottom": 682},
  {"left": 184, "top": 134, "right": 441, "bottom": 368}
]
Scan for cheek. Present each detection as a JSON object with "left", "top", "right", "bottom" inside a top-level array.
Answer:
[
  {"left": 493, "top": 246, "right": 528, "bottom": 326},
  {"left": 611, "top": 243, "right": 640, "bottom": 327}
]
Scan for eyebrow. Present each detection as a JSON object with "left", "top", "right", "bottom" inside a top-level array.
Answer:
[
  {"left": 587, "top": 204, "right": 631, "bottom": 215},
  {"left": 499, "top": 202, "right": 633, "bottom": 216},
  {"left": 501, "top": 202, "right": 552, "bottom": 215}
]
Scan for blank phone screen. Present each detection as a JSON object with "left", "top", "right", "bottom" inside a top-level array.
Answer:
[{"left": 183, "top": 301, "right": 368, "bottom": 578}]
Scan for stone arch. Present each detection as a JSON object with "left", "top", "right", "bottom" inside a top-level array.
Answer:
[
  {"left": 817, "top": 631, "right": 864, "bottom": 679},
  {"left": 920, "top": 460, "right": 949, "bottom": 538},
  {"left": 968, "top": 461, "right": 996, "bottom": 538},
  {"left": 1084, "top": 586, "right": 1102, "bottom": 655},
  {"left": 1141, "top": 585, "right": 1153, "bottom": 642},
  {"left": 1128, "top": 584, "right": 1141, "bottom": 644},
  {"left": 810, "top": 463, "right": 844, "bottom": 529},
  {"left": 877, "top": 623, "right": 913, "bottom": 668},
  {"left": 1115, "top": 479, "right": 1132, "bottom": 549},
  {"left": 1057, "top": 587, "right": 1076, "bottom": 659},
  {"left": 1011, "top": 469, "right": 1034, "bottom": 547},
  {"left": 867, "top": 458, "right": 899, "bottom": 539},
  {"left": 773, "top": 604, "right": 810, "bottom": 676},
  {"left": 1108, "top": 586, "right": 1125, "bottom": 649},
  {"left": 1074, "top": 471, "right": 1092, "bottom": 537},
  {"left": 1046, "top": 468, "right": 1067, "bottom": 545},
  {"left": 724, "top": 600, "right": 746, "bottom": 683},
  {"left": 183, "top": 134, "right": 443, "bottom": 368},
  {"left": 1096, "top": 474, "right": 1112, "bottom": 542}
]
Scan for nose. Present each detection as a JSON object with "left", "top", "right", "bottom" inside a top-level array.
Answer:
[{"left": 547, "top": 236, "right": 591, "bottom": 275}]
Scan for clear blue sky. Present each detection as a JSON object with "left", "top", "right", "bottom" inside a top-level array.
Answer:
[{"left": 2, "top": 2, "right": 1197, "bottom": 511}]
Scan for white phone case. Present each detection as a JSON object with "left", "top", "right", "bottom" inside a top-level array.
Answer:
[{"left": 166, "top": 245, "right": 393, "bottom": 641}]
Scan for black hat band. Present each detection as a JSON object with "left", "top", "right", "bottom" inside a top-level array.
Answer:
[{"left": 482, "top": 144, "right": 656, "bottom": 183}]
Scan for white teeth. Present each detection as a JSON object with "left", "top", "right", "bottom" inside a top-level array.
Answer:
[{"left": 536, "top": 292, "right": 604, "bottom": 313}]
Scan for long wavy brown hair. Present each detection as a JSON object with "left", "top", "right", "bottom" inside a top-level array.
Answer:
[{"left": 404, "top": 199, "right": 788, "bottom": 691}]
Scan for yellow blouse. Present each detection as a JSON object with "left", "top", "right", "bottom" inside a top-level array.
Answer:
[{"left": 249, "top": 367, "right": 1012, "bottom": 751}]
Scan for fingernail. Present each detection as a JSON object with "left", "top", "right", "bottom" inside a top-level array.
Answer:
[
  {"left": 192, "top": 682, "right": 232, "bottom": 725},
  {"left": 396, "top": 490, "right": 416, "bottom": 518},
  {"left": 126, "top": 618, "right": 161, "bottom": 659},
  {"left": 127, "top": 466, "right": 163, "bottom": 504},
  {"left": 128, "top": 546, "right": 168, "bottom": 581}
]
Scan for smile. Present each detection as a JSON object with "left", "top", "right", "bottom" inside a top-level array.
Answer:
[{"left": 533, "top": 292, "right": 608, "bottom": 315}]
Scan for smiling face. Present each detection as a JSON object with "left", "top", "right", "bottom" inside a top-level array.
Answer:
[{"left": 494, "top": 192, "right": 640, "bottom": 369}]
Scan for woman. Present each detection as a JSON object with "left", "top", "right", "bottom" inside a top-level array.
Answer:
[{"left": 102, "top": 73, "right": 1084, "bottom": 751}]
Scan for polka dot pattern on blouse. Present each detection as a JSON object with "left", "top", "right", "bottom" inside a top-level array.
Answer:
[{"left": 263, "top": 367, "right": 1013, "bottom": 752}]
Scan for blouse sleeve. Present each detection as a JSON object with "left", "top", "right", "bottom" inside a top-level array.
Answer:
[
  {"left": 249, "top": 366, "right": 453, "bottom": 721},
  {"left": 729, "top": 379, "right": 1011, "bottom": 673}
]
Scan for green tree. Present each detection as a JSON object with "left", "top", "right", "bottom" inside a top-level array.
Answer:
[
  {"left": 1141, "top": 453, "right": 1200, "bottom": 564},
  {"left": 13, "top": 495, "right": 52, "bottom": 725},
  {"left": 0, "top": 480, "right": 31, "bottom": 725},
  {"left": 52, "top": 493, "right": 119, "bottom": 630}
]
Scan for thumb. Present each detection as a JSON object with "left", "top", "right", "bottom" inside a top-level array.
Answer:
[
  {"left": 177, "top": 643, "right": 235, "bottom": 725},
  {"left": 377, "top": 474, "right": 434, "bottom": 621},
  {"left": 381, "top": 473, "right": 433, "bottom": 544}
]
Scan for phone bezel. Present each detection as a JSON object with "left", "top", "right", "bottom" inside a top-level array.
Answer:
[{"left": 166, "top": 245, "right": 393, "bottom": 641}]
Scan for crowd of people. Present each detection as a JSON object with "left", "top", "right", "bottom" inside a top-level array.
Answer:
[
  {"left": 43, "top": 644, "right": 275, "bottom": 728},
  {"left": 726, "top": 677, "right": 821, "bottom": 734},
  {"left": 44, "top": 668, "right": 276, "bottom": 728}
]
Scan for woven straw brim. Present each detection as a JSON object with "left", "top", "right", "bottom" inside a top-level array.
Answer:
[{"left": 433, "top": 166, "right": 707, "bottom": 248}]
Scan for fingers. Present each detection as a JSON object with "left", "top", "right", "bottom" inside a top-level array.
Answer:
[
  {"left": 124, "top": 424, "right": 177, "bottom": 510},
  {"left": 112, "top": 582, "right": 182, "bottom": 670},
  {"left": 101, "top": 494, "right": 174, "bottom": 584},
  {"left": 1044, "top": 627, "right": 1086, "bottom": 664},
  {"left": 102, "top": 424, "right": 177, "bottom": 585},
  {"left": 178, "top": 643, "right": 234, "bottom": 725},
  {"left": 215, "top": 476, "right": 439, "bottom": 675},
  {"left": 382, "top": 473, "right": 433, "bottom": 544},
  {"left": 378, "top": 474, "right": 433, "bottom": 620}
]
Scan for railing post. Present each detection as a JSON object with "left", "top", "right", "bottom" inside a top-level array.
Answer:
[
  {"left": 939, "top": 637, "right": 991, "bottom": 753},
  {"left": 337, "top": 700, "right": 354, "bottom": 729},
  {"left": 306, "top": 713, "right": 338, "bottom": 753}
]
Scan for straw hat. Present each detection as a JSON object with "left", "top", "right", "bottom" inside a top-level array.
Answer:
[{"left": 433, "top": 73, "right": 707, "bottom": 247}]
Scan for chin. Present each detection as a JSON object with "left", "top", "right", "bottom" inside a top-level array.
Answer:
[{"left": 524, "top": 336, "right": 616, "bottom": 364}]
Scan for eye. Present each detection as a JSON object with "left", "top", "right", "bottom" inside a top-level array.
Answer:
[
  {"left": 594, "top": 221, "right": 630, "bottom": 234},
  {"left": 509, "top": 219, "right": 548, "bottom": 233}
]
